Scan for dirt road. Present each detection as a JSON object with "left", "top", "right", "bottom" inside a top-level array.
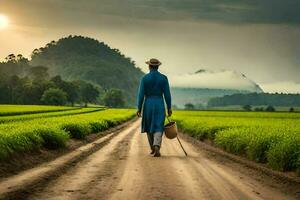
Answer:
[{"left": 1, "top": 120, "right": 298, "bottom": 200}]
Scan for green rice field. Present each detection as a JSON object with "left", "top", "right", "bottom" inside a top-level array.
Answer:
[
  {"left": 0, "top": 107, "right": 103, "bottom": 124},
  {"left": 0, "top": 105, "right": 80, "bottom": 116},
  {"left": 2, "top": 104, "right": 299, "bottom": 175},
  {"left": 172, "top": 111, "right": 300, "bottom": 174},
  {"left": 0, "top": 105, "right": 135, "bottom": 160}
]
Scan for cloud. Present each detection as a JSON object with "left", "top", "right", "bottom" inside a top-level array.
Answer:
[
  {"left": 74, "top": 0, "right": 300, "bottom": 25},
  {"left": 4, "top": 0, "right": 300, "bottom": 26},
  {"left": 169, "top": 69, "right": 261, "bottom": 92},
  {"left": 260, "top": 82, "right": 300, "bottom": 94},
  {"left": 1, "top": 0, "right": 300, "bottom": 87}
]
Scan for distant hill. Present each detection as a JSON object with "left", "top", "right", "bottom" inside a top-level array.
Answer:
[
  {"left": 171, "top": 88, "right": 253, "bottom": 108},
  {"left": 30, "top": 35, "right": 144, "bottom": 105},
  {"left": 170, "top": 69, "right": 263, "bottom": 108},
  {"left": 208, "top": 93, "right": 300, "bottom": 107}
]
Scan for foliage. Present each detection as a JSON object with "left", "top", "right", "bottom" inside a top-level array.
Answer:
[
  {"left": 39, "top": 128, "right": 70, "bottom": 149},
  {"left": 0, "top": 108, "right": 135, "bottom": 160},
  {"left": 77, "top": 81, "right": 100, "bottom": 107},
  {"left": 172, "top": 110, "right": 300, "bottom": 173},
  {"left": 28, "top": 66, "right": 49, "bottom": 81},
  {"left": 242, "top": 105, "right": 252, "bottom": 111},
  {"left": 41, "top": 88, "right": 68, "bottom": 105},
  {"left": 184, "top": 103, "right": 195, "bottom": 110},
  {"left": 103, "top": 88, "right": 125, "bottom": 108},
  {"left": 0, "top": 105, "right": 77, "bottom": 116},
  {"left": 0, "top": 59, "right": 101, "bottom": 106},
  {"left": 0, "top": 107, "right": 102, "bottom": 123},
  {"left": 254, "top": 107, "right": 264, "bottom": 111},
  {"left": 265, "top": 105, "right": 275, "bottom": 112},
  {"left": 30, "top": 35, "right": 144, "bottom": 105},
  {"left": 51, "top": 76, "right": 79, "bottom": 106}
]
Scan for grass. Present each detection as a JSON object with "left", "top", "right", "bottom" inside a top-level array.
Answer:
[
  {"left": 0, "top": 105, "right": 79, "bottom": 116},
  {"left": 0, "top": 107, "right": 103, "bottom": 124},
  {"left": 172, "top": 110, "right": 300, "bottom": 174},
  {"left": 0, "top": 108, "right": 135, "bottom": 160}
]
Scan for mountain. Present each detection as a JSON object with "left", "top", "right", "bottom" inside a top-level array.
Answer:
[
  {"left": 170, "top": 69, "right": 263, "bottom": 108},
  {"left": 30, "top": 35, "right": 144, "bottom": 105}
]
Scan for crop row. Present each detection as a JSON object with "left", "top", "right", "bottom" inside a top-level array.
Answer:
[
  {"left": 172, "top": 111, "right": 300, "bottom": 174},
  {"left": 0, "top": 105, "right": 80, "bottom": 116},
  {"left": 0, "top": 109, "right": 135, "bottom": 160},
  {"left": 0, "top": 107, "right": 103, "bottom": 124}
]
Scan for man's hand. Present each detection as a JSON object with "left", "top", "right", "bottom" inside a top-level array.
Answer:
[
  {"left": 167, "top": 109, "right": 172, "bottom": 117},
  {"left": 136, "top": 110, "right": 142, "bottom": 117}
]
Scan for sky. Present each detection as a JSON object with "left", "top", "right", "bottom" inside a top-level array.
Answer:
[{"left": 0, "top": 0, "right": 300, "bottom": 93}]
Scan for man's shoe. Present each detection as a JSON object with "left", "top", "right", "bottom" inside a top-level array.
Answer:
[
  {"left": 150, "top": 149, "right": 155, "bottom": 154},
  {"left": 153, "top": 146, "right": 161, "bottom": 157}
]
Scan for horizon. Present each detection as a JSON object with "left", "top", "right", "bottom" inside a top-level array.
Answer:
[{"left": 0, "top": 0, "right": 300, "bottom": 93}]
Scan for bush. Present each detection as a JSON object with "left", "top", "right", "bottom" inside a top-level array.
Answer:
[
  {"left": 172, "top": 110, "right": 300, "bottom": 174},
  {"left": 0, "top": 109, "right": 135, "bottom": 160},
  {"left": 246, "top": 130, "right": 282, "bottom": 163},
  {"left": 265, "top": 105, "right": 275, "bottom": 112},
  {"left": 103, "top": 88, "right": 125, "bottom": 107},
  {"left": 254, "top": 107, "right": 264, "bottom": 111},
  {"left": 39, "top": 128, "right": 69, "bottom": 149},
  {"left": 89, "top": 121, "right": 109, "bottom": 133},
  {"left": 267, "top": 137, "right": 300, "bottom": 171},
  {"left": 296, "top": 156, "right": 300, "bottom": 176},
  {"left": 215, "top": 128, "right": 249, "bottom": 155},
  {"left": 184, "top": 103, "right": 195, "bottom": 110},
  {"left": 62, "top": 123, "right": 92, "bottom": 139},
  {"left": 41, "top": 88, "right": 68, "bottom": 106},
  {"left": 243, "top": 105, "right": 252, "bottom": 111}
]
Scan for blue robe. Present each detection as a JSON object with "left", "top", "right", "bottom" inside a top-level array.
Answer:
[{"left": 137, "top": 69, "right": 172, "bottom": 134}]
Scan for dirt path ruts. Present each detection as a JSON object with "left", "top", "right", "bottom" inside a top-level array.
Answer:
[{"left": 1, "top": 120, "right": 298, "bottom": 200}]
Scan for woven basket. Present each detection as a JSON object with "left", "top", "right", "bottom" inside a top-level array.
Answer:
[{"left": 164, "top": 121, "right": 178, "bottom": 139}]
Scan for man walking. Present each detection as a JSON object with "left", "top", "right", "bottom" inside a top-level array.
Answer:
[{"left": 136, "top": 58, "right": 172, "bottom": 157}]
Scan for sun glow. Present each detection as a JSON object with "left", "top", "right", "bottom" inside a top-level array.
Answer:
[{"left": 0, "top": 14, "right": 9, "bottom": 29}]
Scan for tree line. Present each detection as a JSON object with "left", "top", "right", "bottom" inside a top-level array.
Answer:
[
  {"left": 0, "top": 55, "right": 126, "bottom": 107},
  {"left": 208, "top": 92, "right": 300, "bottom": 107}
]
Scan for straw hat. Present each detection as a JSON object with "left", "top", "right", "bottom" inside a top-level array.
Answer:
[
  {"left": 146, "top": 58, "right": 162, "bottom": 66},
  {"left": 164, "top": 121, "right": 178, "bottom": 139}
]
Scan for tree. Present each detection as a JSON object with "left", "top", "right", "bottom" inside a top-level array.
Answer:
[
  {"left": 195, "top": 103, "right": 205, "bottom": 110},
  {"left": 254, "top": 107, "right": 264, "bottom": 111},
  {"left": 184, "top": 103, "right": 195, "bottom": 110},
  {"left": 289, "top": 107, "right": 295, "bottom": 112},
  {"left": 103, "top": 88, "right": 125, "bottom": 107},
  {"left": 64, "top": 82, "right": 79, "bottom": 106},
  {"left": 7, "top": 75, "right": 20, "bottom": 103},
  {"left": 243, "top": 105, "right": 252, "bottom": 111},
  {"left": 265, "top": 105, "right": 275, "bottom": 112},
  {"left": 31, "top": 48, "right": 41, "bottom": 58},
  {"left": 29, "top": 35, "right": 144, "bottom": 106},
  {"left": 5, "top": 54, "right": 16, "bottom": 63},
  {"left": 172, "top": 105, "right": 178, "bottom": 110},
  {"left": 41, "top": 88, "right": 67, "bottom": 105},
  {"left": 79, "top": 82, "right": 99, "bottom": 107},
  {"left": 51, "top": 76, "right": 79, "bottom": 106},
  {"left": 28, "top": 66, "right": 49, "bottom": 81}
]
